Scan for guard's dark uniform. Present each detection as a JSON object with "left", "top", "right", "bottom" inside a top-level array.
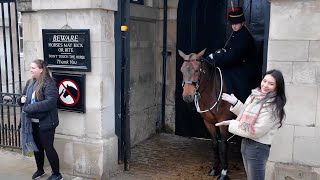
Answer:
[{"left": 212, "top": 26, "right": 261, "bottom": 103}]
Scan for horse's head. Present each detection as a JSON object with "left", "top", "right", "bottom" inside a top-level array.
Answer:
[{"left": 178, "top": 49, "right": 206, "bottom": 103}]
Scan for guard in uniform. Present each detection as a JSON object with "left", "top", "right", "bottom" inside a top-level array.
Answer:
[{"left": 208, "top": 7, "right": 261, "bottom": 103}]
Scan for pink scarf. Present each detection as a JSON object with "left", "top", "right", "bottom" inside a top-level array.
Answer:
[{"left": 236, "top": 88, "right": 276, "bottom": 135}]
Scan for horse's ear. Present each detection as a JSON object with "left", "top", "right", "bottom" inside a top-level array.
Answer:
[
  {"left": 178, "top": 49, "right": 187, "bottom": 60},
  {"left": 197, "top": 48, "right": 207, "bottom": 58}
]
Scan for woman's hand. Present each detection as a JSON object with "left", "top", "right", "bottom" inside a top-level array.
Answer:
[
  {"left": 221, "top": 93, "right": 238, "bottom": 106},
  {"left": 21, "top": 95, "right": 27, "bottom": 104}
]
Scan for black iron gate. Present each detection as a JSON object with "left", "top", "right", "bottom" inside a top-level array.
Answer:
[
  {"left": 175, "top": 0, "right": 269, "bottom": 138},
  {"left": 0, "top": 0, "right": 22, "bottom": 148}
]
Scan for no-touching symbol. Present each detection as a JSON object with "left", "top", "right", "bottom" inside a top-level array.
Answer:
[{"left": 58, "top": 79, "right": 80, "bottom": 106}]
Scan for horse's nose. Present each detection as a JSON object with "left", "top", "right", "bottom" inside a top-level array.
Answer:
[{"left": 183, "top": 95, "right": 194, "bottom": 103}]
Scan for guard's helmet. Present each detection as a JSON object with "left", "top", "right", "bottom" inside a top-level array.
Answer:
[{"left": 227, "top": 7, "right": 245, "bottom": 24}]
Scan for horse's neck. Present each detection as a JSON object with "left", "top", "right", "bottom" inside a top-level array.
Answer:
[{"left": 198, "top": 63, "right": 221, "bottom": 106}]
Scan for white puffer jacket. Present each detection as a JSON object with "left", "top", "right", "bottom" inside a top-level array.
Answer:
[{"left": 228, "top": 97, "right": 280, "bottom": 145}]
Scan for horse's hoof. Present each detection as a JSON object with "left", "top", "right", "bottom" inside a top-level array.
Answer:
[
  {"left": 218, "top": 174, "right": 230, "bottom": 180},
  {"left": 208, "top": 168, "right": 219, "bottom": 176}
]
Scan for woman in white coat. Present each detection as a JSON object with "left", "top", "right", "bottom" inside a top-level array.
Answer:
[{"left": 216, "top": 69, "right": 286, "bottom": 180}]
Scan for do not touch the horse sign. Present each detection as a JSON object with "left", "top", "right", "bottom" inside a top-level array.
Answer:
[
  {"left": 53, "top": 72, "right": 85, "bottom": 113},
  {"left": 58, "top": 79, "right": 80, "bottom": 106}
]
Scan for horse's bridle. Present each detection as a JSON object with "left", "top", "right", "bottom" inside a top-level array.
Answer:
[
  {"left": 182, "top": 53, "right": 205, "bottom": 93},
  {"left": 181, "top": 56, "right": 223, "bottom": 113},
  {"left": 181, "top": 56, "right": 204, "bottom": 93},
  {"left": 181, "top": 80, "right": 199, "bottom": 90}
]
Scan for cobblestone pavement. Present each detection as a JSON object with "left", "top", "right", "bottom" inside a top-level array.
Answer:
[{"left": 111, "top": 133, "right": 247, "bottom": 180}]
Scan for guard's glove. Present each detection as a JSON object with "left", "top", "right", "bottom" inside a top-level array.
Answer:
[
  {"left": 207, "top": 53, "right": 217, "bottom": 65},
  {"left": 215, "top": 48, "right": 226, "bottom": 54},
  {"left": 215, "top": 120, "right": 232, "bottom": 126},
  {"left": 221, "top": 93, "right": 238, "bottom": 106},
  {"left": 207, "top": 48, "right": 225, "bottom": 64}
]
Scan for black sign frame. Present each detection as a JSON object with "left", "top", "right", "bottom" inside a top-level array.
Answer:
[
  {"left": 52, "top": 72, "right": 86, "bottom": 113},
  {"left": 42, "top": 29, "right": 91, "bottom": 72}
]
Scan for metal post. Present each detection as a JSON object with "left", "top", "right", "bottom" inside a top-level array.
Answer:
[
  {"left": 121, "top": 0, "right": 130, "bottom": 171},
  {"left": 114, "top": 0, "right": 130, "bottom": 171},
  {"left": 161, "top": 0, "right": 168, "bottom": 131}
]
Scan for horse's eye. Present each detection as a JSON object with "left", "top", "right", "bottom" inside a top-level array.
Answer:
[{"left": 195, "top": 70, "right": 199, "bottom": 73}]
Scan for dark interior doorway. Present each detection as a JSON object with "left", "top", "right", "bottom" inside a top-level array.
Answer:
[{"left": 175, "top": 0, "right": 270, "bottom": 138}]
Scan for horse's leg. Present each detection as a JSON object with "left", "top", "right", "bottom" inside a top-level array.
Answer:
[
  {"left": 203, "top": 119, "right": 220, "bottom": 176},
  {"left": 218, "top": 125, "right": 230, "bottom": 180}
]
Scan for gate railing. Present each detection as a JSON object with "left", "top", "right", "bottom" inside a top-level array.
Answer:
[{"left": 0, "top": 0, "right": 22, "bottom": 149}]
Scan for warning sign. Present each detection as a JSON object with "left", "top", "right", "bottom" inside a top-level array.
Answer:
[{"left": 52, "top": 72, "right": 85, "bottom": 113}]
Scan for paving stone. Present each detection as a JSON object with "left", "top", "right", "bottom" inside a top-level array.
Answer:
[{"left": 111, "top": 133, "right": 247, "bottom": 180}]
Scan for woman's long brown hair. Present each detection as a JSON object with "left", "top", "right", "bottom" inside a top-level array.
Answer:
[
  {"left": 32, "top": 59, "right": 52, "bottom": 100},
  {"left": 264, "top": 69, "right": 287, "bottom": 127}
]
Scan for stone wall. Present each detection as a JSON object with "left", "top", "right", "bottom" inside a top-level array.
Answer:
[
  {"left": 155, "top": 0, "right": 178, "bottom": 132},
  {"left": 129, "top": 0, "right": 178, "bottom": 145},
  {"left": 266, "top": 0, "right": 320, "bottom": 179},
  {"left": 129, "top": 3, "right": 159, "bottom": 146}
]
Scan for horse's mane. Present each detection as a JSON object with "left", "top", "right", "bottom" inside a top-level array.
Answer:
[{"left": 199, "top": 56, "right": 214, "bottom": 74}]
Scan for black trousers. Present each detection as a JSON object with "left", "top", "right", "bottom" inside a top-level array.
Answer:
[{"left": 32, "top": 122, "right": 60, "bottom": 175}]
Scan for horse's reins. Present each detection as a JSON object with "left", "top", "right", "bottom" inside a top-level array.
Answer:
[
  {"left": 194, "top": 65, "right": 223, "bottom": 113},
  {"left": 195, "top": 57, "right": 213, "bottom": 95}
]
